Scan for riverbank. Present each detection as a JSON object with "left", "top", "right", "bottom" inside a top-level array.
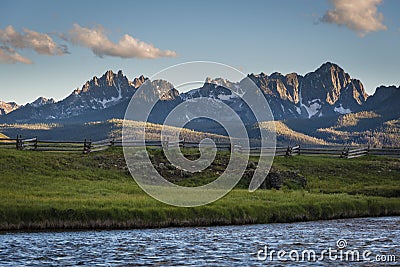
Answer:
[{"left": 0, "top": 148, "right": 399, "bottom": 231}]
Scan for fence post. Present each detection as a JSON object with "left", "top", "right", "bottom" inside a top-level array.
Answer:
[
  {"left": 162, "top": 137, "right": 169, "bottom": 151},
  {"left": 298, "top": 144, "right": 301, "bottom": 155},
  {"left": 87, "top": 139, "right": 92, "bottom": 153},
  {"left": 16, "top": 134, "right": 23, "bottom": 150},
  {"left": 286, "top": 146, "right": 291, "bottom": 156},
  {"left": 83, "top": 139, "right": 87, "bottom": 154},
  {"left": 341, "top": 147, "right": 349, "bottom": 158},
  {"left": 34, "top": 136, "right": 38, "bottom": 150},
  {"left": 234, "top": 145, "right": 242, "bottom": 153},
  {"left": 181, "top": 138, "right": 185, "bottom": 149},
  {"left": 166, "top": 137, "right": 169, "bottom": 151},
  {"left": 16, "top": 135, "right": 19, "bottom": 150}
]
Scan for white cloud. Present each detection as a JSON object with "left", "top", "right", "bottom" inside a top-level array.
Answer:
[
  {"left": 0, "top": 25, "right": 68, "bottom": 55},
  {"left": 68, "top": 24, "right": 177, "bottom": 59},
  {"left": 0, "top": 46, "right": 32, "bottom": 64},
  {"left": 320, "top": 0, "right": 387, "bottom": 37},
  {"left": 0, "top": 25, "right": 68, "bottom": 64},
  {"left": 0, "top": 24, "right": 177, "bottom": 64}
]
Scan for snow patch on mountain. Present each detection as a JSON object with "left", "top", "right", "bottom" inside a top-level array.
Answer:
[
  {"left": 334, "top": 104, "right": 351, "bottom": 114},
  {"left": 302, "top": 99, "right": 321, "bottom": 118},
  {"left": 298, "top": 83, "right": 322, "bottom": 118},
  {"left": 97, "top": 95, "right": 122, "bottom": 108},
  {"left": 217, "top": 93, "right": 237, "bottom": 101}
]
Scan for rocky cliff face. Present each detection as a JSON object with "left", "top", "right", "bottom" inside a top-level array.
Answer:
[
  {"left": 299, "top": 62, "right": 368, "bottom": 117},
  {"left": 237, "top": 62, "right": 369, "bottom": 119}
]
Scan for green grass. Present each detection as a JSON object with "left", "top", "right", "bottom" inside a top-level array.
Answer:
[
  {"left": 0, "top": 148, "right": 399, "bottom": 231},
  {"left": 272, "top": 155, "right": 400, "bottom": 197}
]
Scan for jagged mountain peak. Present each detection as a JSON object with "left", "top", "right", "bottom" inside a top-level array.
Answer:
[
  {"left": 131, "top": 75, "right": 148, "bottom": 88},
  {"left": 44, "top": 70, "right": 142, "bottom": 118},
  {"left": 30, "top": 97, "right": 56, "bottom": 107},
  {"left": 152, "top": 80, "right": 179, "bottom": 100},
  {"left": 204, "top": 77, "right": 237, "bottom": 89},
  {"left": 301, "top": 62, "right": 362, "bottom": 107},
  {"left": 316, "top": 62, "right": 345, "bottom": 73},
  {"left": 269, "top": 72, "right": 284, "bottom": 79},
  {"left": 131, "top": 79, "right": 179, "bottom": 103},
  {"left": 76, "top": 70, "right": 130, "bottom": 94},
  {"left": 76, "top": 70, "right": 128, "bottom": 93},
  {"left": 0, "top": 100, "right": 19, "bottom": 106},
  {"left": 243, "top": 62, "right": 369, "bottom": 118},
  {"left": 0, "top": 101, "right": 20, "bottom": 115},
  {"left": 311, "top": 61, "right": 348, "bottom": 78},
  {"left": 105, "top": 69, "right": 114, "bottom": 79},
  {"left": 312, "top": 62, "right": 351, "bottom": 86},
  {"left": 101, "top": 70, "right": 121, "bottom": 87},
  {"left": 247, "top": 72, "right": 268, "bottom": 80}
]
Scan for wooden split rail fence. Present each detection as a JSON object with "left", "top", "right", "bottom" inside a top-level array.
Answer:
[
  {"left": 0, "top": 135, "right": 399, "bottom": 158},
  {"left": 238, "top": 145, "right": 399, "bottom": 158},
  {"left": 0, "top": 135, "right": 98, "bottom": 153}
]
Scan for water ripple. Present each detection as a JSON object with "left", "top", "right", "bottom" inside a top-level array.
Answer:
[{"left": 0, "top": 217, "right": 399, "bottom": 266}]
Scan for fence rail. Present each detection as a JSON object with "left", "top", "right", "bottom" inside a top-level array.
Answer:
[{"left": 0, "top": 135, "right": 399, "bottom": 158}]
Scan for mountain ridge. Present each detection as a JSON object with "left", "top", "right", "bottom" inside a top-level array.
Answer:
[{"left": 0, "top": 62, "right": 399, "bottom": 146}]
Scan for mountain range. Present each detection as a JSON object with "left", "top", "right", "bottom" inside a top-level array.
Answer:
[{"left": 1, "top": 62, "right": 399, "bottom": 146}]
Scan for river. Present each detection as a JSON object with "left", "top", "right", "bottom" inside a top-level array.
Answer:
[{"left": 0, "top": 217, "right": 398, "bottom": 266}]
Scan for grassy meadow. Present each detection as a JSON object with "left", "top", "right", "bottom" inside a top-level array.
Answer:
[{"left": 0, "top": 147, "right": 399, "bottom": 231}]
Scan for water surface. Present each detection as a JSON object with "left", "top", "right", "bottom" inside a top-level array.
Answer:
[{"left": 0, "top": 217, "right": 398, "bottom": 266}]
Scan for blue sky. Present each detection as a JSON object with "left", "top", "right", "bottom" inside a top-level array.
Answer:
[{"left": 0, "top": 0, "right": 399, "bottom": 104}]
